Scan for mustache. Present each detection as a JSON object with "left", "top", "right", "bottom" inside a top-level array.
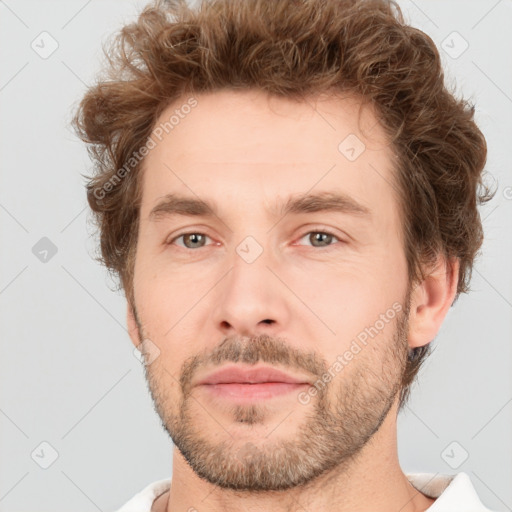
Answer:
[{"left": 179, "top": 334, "right": 328, "bottom": 397}]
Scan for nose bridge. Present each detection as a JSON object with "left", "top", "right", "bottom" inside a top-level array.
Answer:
[
  {"left": 232, "top": 233, "right": 273, "bottom": 289},
  {"left": 211, "top": 232, "right": 288, "bottom": 336}
]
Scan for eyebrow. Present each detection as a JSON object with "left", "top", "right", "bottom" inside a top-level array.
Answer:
[{"left": 148, "top": 191, "right": 371, "bottom": 222}]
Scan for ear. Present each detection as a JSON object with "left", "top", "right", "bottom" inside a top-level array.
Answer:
[
  {"left": 127, "top": 302, "right": 141, "bottom": 349},
  {"left": 407, "top": 255, "right": 459, "bottom": 349}
]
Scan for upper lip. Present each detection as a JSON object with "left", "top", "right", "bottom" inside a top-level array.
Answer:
[{"left": 195, "top": 365, "right": 312, "bottom": 386}]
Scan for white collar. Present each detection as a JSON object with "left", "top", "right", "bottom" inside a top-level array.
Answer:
[
  {"left": 405, "top": 472, "right": 494, "bottom": 511},
  {"left": 117, "top": 472, "right": 494, "bottom": 512}
]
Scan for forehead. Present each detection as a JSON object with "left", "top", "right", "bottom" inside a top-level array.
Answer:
[{"left": 139, "top": 89, "right": 401, "bottom": 227}]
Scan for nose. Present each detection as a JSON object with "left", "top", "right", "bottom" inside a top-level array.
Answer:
[{"left": 211, "top": 242, "right": 291, "bottom": 338}]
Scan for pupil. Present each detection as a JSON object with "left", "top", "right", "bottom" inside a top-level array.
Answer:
[
  {"left": 313, "top": 233, "right": 331, "bottom": 246},
  {"left": 187, "top": 234, "right": 203, "bottom": 247}
]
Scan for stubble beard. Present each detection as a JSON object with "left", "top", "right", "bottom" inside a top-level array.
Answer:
[{"left": 137, "top": 303, "right": 410, "bottom": 492}]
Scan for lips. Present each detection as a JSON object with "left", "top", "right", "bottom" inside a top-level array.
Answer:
[{"left": 196, "top": 365, "right": 312, "bottom": 386}]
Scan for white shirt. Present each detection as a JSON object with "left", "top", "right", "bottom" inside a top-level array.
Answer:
[{"left": 114, "top": 472, "right": 497, "bottom": 512}]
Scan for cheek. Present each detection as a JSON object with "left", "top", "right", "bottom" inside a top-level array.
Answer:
[
  {"left": 133, "top": 264, "right": 215, "bottom": 370},
  {"left": 289, "top": 257, "right": 397, "bottom": 320},
  {"left": 133, "top": 271, "right": 174, "bottom": 340},
  {"left": 288, "top": 260, "right": 405, "bottom": 364}
]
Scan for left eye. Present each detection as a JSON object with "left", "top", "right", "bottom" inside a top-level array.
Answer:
[
  {"left": 170, "top": 232, "right": 213, "bottom": 249},
  {"left": 296, "top": 231, "right": 341, "bottom": 248}
]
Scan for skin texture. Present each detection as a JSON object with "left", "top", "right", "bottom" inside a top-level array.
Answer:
[{"left": 126, "top": 89, "right": 459, "bottom": 512}]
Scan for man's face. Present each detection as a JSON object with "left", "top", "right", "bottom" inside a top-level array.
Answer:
[{"left": 128, "top": 89, "right": 412, "bottom": 490}]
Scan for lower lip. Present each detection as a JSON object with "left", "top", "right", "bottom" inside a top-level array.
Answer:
[{"left": 198, "top": 382, "right": 309, "bottom": 401}]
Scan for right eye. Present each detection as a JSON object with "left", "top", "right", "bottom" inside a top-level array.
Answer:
[{"left": 167, "top": 232, "right": 214, "bottom": 250}]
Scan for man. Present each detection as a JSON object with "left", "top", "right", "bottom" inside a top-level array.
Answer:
[{"left": 72, "top": 0, "right": 496, "bottom": 510}]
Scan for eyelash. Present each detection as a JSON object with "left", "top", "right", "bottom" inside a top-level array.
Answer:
[{"left": 166, "top": 229, "right": 344, "bottom": 251}]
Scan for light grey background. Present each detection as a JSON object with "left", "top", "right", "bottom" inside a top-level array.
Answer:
[{"left": 0, "top": 1, "right": 511, "bottom": 511}]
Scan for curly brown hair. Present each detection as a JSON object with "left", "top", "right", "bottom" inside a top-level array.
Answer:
[{"left": 72, "top": 0, "right": 494, "bottom": 412}]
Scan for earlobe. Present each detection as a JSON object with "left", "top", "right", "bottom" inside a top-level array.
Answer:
[
  {"left": 127, "top": 302, "right": 141, "bottom": 348},
  {"left": 407, "top": 256, "right": 459, "bottom": 349}
]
